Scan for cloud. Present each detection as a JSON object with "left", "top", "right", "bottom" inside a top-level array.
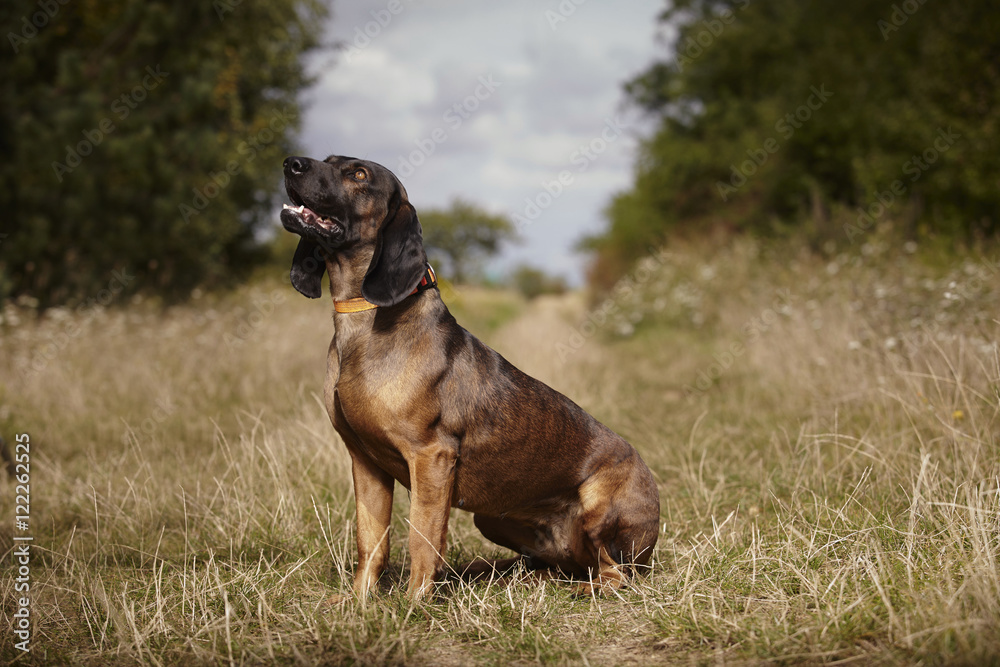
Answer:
[{"left": 296, "top": 0, "right": 663, "bottom": 284}]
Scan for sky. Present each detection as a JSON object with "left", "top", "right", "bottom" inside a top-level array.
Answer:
[{"left": 297, "top": 0, "right": 668, "bottom": 285}]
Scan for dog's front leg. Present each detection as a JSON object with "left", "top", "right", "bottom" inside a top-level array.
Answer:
[
  {"left": 406, "top": 442, "right": 457, "bottom": 600},
  {"left": 350, "top": 450, "right": 394, "bottom": 597}
]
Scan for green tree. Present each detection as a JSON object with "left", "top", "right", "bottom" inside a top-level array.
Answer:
[
  {"left": 0, "top": 0, "right": 328, "bottom": 306},
  {"left": 510, "top": 264, "right": 567, "bottom": 300},
  {"left": 589, "top": 0, "right": 1000, "bottom": 288},
  {"left": 420, "top": 198, "right": 517, "bottom": 284}
]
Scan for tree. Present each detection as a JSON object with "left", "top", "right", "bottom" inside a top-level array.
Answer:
[
  {"left": 0, "top": 0, "right": 328, "bottom": 306},
  {"left": 420, "top": 199, "right": 517, "bottom": 284},
  {"left": 588, "top": 0, "right": 1000, "bottom": 288},
  {"left": 511, "top": 264, "right": 567, "bottom": 300}
]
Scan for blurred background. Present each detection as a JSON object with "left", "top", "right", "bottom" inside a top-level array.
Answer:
[{"left": 1, "top": 0, "right": 997, "bottom": 305}]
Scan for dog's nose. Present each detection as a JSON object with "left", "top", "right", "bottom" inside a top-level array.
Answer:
[{"left": 283, "top": 156, "right": 310, "bottom": 176}]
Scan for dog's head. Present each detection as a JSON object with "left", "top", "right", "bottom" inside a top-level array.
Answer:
[{"left": 280, "top": 155, "right": 426, "bottom": 306}]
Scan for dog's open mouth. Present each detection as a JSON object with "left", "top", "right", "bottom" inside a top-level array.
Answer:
[{"left": 282, "top": 203, "right": 341, "bottom": 233}]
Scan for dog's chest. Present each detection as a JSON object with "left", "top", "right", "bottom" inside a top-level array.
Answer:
[
  {"left": 343, "top": 345, "right": 424, "bottom": 414},
  {"left": 331, "top": 355, "right": 432, "bottom": 484},
  {"left": 332, "top": 385, "right": 413, "bottom": 483}
]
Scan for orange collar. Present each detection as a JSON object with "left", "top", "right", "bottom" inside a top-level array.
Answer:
[
  {"left": 333, "top": 296, "right": 380, "bottom": 313},
  {"left": 334, "top": 264, "right": 437, "bottom": 314}
]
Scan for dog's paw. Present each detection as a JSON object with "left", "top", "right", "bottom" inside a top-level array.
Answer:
[
  {"left": 572, "top": 575, "right": 626, "bottom": 598},
  {"left": 321, "top": 592, "right": 354, "bottom": 608}
]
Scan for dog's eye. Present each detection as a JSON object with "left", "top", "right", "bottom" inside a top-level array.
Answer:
[{"left": 353, "top": 169, "right": 368, "bottom": 181}]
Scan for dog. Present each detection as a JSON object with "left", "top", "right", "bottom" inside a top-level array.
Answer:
[{"left": 279, "top": 155, "right": 659, "bottom": 600}]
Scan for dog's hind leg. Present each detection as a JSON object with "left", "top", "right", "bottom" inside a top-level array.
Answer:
[
  {"left": 457, "top": 556, "right": 528, "bottom": 580},
  {"left": 572, "top": 547, "right": 628, "bottom": 596},
  {"left": 459, "top": 514, "right": 558, "bottom": 580},
  {"left": 472, "top": 513, "right": 538, "bottom": 553},
  {"left": 457, "top": 514, "right": 564, "bottom": 581},
  {"left": 572, "top": 452, "right": 660, "bottom": 596}
]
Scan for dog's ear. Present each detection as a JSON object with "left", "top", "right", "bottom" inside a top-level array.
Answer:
[
  {"left": 362, "top": 202, "right": 426, "bottom": 307},
  {"left": 290, "top": 239, "right": 326, "bottom": 299}
]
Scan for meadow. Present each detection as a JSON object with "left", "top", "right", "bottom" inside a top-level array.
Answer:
[{"left": 2, "top": 234, "right": 998, "bottom": 665}]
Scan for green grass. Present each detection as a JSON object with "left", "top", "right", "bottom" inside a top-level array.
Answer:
[{"left": 1, "top": 236, "right": 998, "bottom": 665}]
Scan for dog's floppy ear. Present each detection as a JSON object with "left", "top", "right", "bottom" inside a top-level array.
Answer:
[
  {"left": 362, "top": 202, "right": 426, "bottom": 307},
  {"left": 290, "top": 239, "right": 326, "bottom": 299}
]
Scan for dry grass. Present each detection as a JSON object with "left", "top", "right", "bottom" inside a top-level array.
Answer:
[{"left": 1, "top": 238, "right": 998, "bottom": 665}]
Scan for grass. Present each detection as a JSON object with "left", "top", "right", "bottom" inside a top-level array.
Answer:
[{"left": 1, "top": 235, "right": 998, "bottom": 665}]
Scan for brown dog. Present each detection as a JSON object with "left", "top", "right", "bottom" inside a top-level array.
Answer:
[{"left": 280, "top": 155, "right": 659, "bottom": 600}]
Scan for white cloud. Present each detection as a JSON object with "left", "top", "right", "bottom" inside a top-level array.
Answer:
[
  {"left": 296, "top": 0, "right": 664, "bottom": 284},
  {"left": 322, "top": 49, "right": 436, "bottom": 109}
]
